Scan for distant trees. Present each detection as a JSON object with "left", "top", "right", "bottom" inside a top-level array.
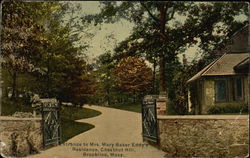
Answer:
[
  {"left": 94, "top": 52, "right": 115, "bottom": 105},
  {"left": 92, "top": 54, "right": 153, "bottom": 105},
  {"left": 114, "top": 56, "right": 152, "bottom": 100}
]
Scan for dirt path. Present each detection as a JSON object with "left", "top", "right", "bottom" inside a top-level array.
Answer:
[{"left": 27, "top": 105, "right": 166, "bottom": 158}]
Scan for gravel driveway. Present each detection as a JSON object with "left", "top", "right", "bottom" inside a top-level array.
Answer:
[{"left": 27, "top": 105, "right": 166, "bottom": 158}]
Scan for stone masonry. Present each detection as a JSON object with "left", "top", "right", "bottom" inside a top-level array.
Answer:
[
  {"left": 157, "top": 115, "right": 249, "bottom": 158},
  {"left": 144, "top": 95, "right": 168, "bottom": 115},
  {"left": 0, "top": 116, "right": 43, "bottom": 157},
  {"left": 156, "top": 95, "right": 167, "bottom": 115}
]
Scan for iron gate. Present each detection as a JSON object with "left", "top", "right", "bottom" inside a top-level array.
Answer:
[
  {"left": 41, "top": 99, "right": 61, "bottom": 148},
  {"left": 141, "top": 98, "right": 158, "bottom": 143}
]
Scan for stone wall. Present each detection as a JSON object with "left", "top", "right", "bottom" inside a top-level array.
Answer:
[
  {"left": 0, "top": 116, "right": 43, "bottom": 157},
  {"left": 157, "top": 115, "right": 249, "bottom": 158}
]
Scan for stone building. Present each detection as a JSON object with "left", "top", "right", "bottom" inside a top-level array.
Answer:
[{"left": 187, "top": 24, "right": 249, "bottom": 114}]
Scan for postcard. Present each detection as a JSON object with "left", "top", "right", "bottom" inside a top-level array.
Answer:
[{"left": 0, "top": 1, "right": 249, "bottom": 158}]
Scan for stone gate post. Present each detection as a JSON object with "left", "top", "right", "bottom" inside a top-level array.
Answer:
[{"left": 156, "top": 95, "right": 167, "bottom": 115}]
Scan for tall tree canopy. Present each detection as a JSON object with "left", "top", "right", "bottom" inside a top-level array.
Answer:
[
  {"left": 1, "top": 2, "right": 60, "bottom": 99},
  {"left": 85, "top": 2, "right": 248, "bottom": 95},
  {"left": 1, "top": 1, "right": 93, "bottom": 105}
]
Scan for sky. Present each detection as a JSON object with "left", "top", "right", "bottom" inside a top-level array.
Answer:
[
  {"left": 69, "top": 1, "right": 247, "bottom": 64},
  {"left": 72, "top": 1, "right": 135, "bottom": 62}
]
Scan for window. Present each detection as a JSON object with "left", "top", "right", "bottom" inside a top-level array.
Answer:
[
  {"left": 234, "top": 78, "right": 243, "bottom": 101},
  {"left": 215, "top": 80, "right": 227, "bottom": 102},
  {"left": 215, "top": 77, "right": 244, "bottom": 103}
]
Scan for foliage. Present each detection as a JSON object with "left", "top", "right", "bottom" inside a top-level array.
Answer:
[
  {"left": 2, "top": 1, "right": 248, "bottom": 115},
  {"left": 85, "top": 1, "right": 248, "bottom": 95},
  {"left": 91, "top": 54, "right": 153, "bottom": 106},
  {"left": 170, "top": 53, "right": 221, "bottom": 114},
  {"left": 1, "top": 97, "right": 33, "bottom": 116},
  {"left": 1, "top": 1, "right": 94, "bottom": 106},
  {"left": 1, "top": 2, "right": 56, "bottom": 99},
  {"left": 92, "top": 52, "right": 116, "bottom": 105},
  {"left": 167, "top": 100, "right": 177, "bottom": 115},
  {"left": 114, "top": 56, "right": 153, "bottom": 94},
  {"left": 171, "top": 67, "right": 189, "bottom": 114},
  {"left": 207, "top": 104, "right": 248, "bottom": 114},
  {"left": 1, "top": 2, "right": 53, "bottom": 58}
]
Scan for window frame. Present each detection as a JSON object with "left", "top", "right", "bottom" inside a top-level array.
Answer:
[
  {"left": 214, "top": 79, "right": 229, "bottom": 103},
  {"left": 234, "top": 77, "right": 244, "bottom": 101},
  {"left": 214, "top": 77, "right": 244, "bottom": 103}
]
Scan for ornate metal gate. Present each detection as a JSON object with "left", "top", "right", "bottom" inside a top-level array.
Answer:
[
  {"left": 41, "top": 99, "right": 61, "bottom": 148},
  {"left": 141, "top": 98, "right": 158, "bottom": 143}
]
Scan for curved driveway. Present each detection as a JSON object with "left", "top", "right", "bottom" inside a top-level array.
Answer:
[{"left": 27, "top": 105, "right": 166, "bottom": 158}]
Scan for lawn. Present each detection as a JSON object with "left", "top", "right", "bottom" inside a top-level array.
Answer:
[
  {"left": 103, "top": 102, "right": 141, "bottom": 113},
  {"left": 1, "top": 98, "right": 101, "bottom": 143},
  {"left": 1, "top": 98, "right": 33, "bottom": 115},
  {"left": 60, "top": 106, "right": 101, "bottom": 143}
]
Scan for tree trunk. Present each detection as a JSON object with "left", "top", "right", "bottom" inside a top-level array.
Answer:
[
  {"left": 46, "top": 58, "right": 50, "bottom": 98},
  {"left": 107, "top": 88, "right": 110, "bottom": 105},
  {"left": 133, "top": 90, "right": 136, "bottom": 103},
  {"left": 152, "top": 56, "right": 156, "bottom": 94},
  {"left": 159, "top": 55, "right": 166, "bottom": 94},
  {"left": 158, "top": 4, "right": 167, "bottom": 95},
  {"left": 11, "top": 71, "right": 17, "bottom": 100}
]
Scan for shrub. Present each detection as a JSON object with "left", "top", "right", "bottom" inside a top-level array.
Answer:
[
  {"left": 1, "top": 97, "right": 33, "bottom": 116},
  {"left": 208, "top": 104, "right": 248, "bottom": 114}
]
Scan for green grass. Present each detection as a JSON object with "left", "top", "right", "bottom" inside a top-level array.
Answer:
[
  {"left": 1, "top": 98, "right": 33, "bottom": 116},
  {"left": 1, "top": 98, "right": 101, "bottom": 143},
  {"left": 104, "top": 102, "right": 141, "bottom": 113},
  {"left": 59, "top": 106, "right": 102, "bottom": 143},
  {"left": 61, "top": 106, "right": 101, "bottom": 120},
  {"left": 61, "top": 118, "right": 94, "bottom": 143}
]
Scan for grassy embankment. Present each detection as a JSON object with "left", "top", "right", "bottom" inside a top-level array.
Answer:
[
  {"left": 60, "top": 106, "right": 101, "bottom": 142},
  {"left": 1, "top": 98, "right": 101, "bottom": 143}
]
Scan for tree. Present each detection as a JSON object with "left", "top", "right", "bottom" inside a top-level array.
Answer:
[
  {"left": 1, "top": 1, "right": 93, "bottom": 106},
  {"left": 114, "top": 56, "right": 153, "bottom": 103},
  {"left": 1, "top": 1, "right": 58, "bottom": 99},
  {"left": 56, "top": 57, "right": 97, "bottom": 105},
  {"left": 84, "top": 2, "right": 248, "bottom": 96},
  {"left": 30, "top": 12, "right": 92, "bottom": 104},
  {"left": 94, "top": 52, "right": 116, "bottom": 105}
]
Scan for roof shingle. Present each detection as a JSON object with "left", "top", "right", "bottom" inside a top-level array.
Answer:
[{"left": 187, "top": 52, "right": 249, "bottom": 83}]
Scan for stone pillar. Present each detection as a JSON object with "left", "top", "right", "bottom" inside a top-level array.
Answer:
[{"left": 156, "top": 95, "right": 167, "bottom": 115}]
